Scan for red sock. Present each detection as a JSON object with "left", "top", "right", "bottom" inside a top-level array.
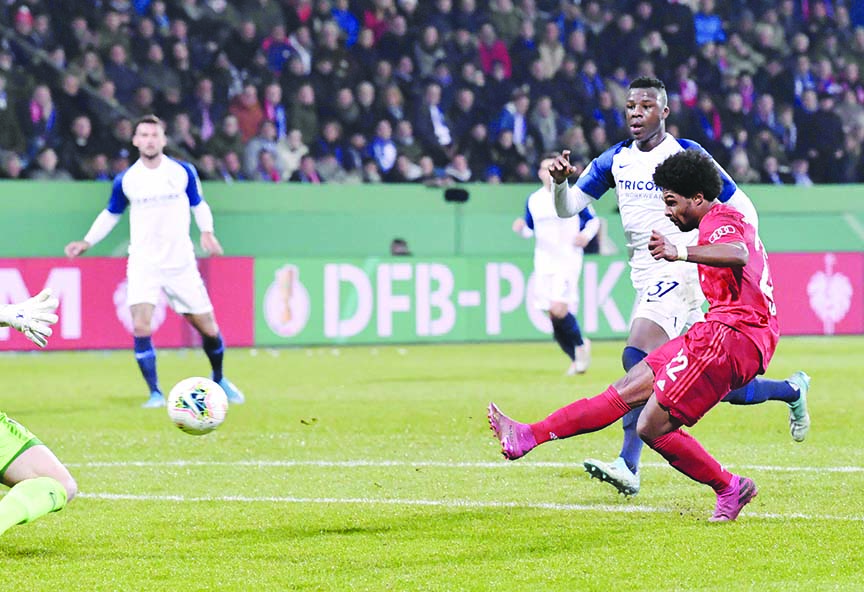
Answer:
[
  {"left": 530, "top": 386, "right": 631, "bottom": 444},
  {"left": 648, "top": 430, "right": 733, "bottom": 492}
]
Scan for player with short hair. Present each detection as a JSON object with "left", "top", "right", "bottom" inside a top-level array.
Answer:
[
  {"left": 489, "top": 149, "right": 780, "bottom": 522},
  {"left": 512, "top": 154, "right": 599, "bottom": 375},
  {"left": 0, "top": 289, "right": 77, "bottom": 536},
  {"left": 64, "top": 114, "right": 245, "bottom": 408},
  {"left": 549, "top": 77, "right": 809, "bottom": 496}
]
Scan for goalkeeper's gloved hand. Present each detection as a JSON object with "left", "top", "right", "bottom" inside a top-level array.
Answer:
[{"left": 0, "top": 289, "right": 60, "bottom": 348}]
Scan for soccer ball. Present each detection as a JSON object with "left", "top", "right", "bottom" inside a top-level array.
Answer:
[{"left": 167, "top": 377, "right": 228, "bottom": 436}]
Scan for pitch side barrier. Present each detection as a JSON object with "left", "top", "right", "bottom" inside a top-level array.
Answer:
[{"left": 0, "top": 182, "right": 860, "bottom": 349}]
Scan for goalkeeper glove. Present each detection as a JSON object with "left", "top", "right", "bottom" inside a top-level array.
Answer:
[{"left": 0, "top": 289, "right": 60, "bottom": 348}]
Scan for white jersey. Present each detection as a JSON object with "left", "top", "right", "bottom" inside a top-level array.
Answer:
[
  {"left": 575, "top": 134, "right": 752, "bottom": 289},
  {"left": 522, "top": 186, "right": 597, "bottom": 275},
  {"left": 107, "top": 156, "right": 205, "bottom": 270}
]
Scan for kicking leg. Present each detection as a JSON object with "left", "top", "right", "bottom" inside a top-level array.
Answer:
[{"left": 488, "top": 362, "right": 654, "bottom": 460}]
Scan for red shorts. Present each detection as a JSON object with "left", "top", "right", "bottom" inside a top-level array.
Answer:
[{"left": 644, "top": 321, "right": 762, "bottom": 426}]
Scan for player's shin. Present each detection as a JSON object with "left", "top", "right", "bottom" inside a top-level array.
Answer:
[
  {"left": 202, "top": 333, "right": 225, "bottom": 383},
  {"left": 134, "top": 336, "right": 161, "bottom": 394},
  {"left": 619, "top": 347, "right": 649, "bottom": 472},
  {"left": 0, "top": 477, "right": 68, "bottom": 536},
  {"left": 646, "top": 430, "right": 733, "bottom": 492},
  {"left": 722, "top": 378, "right": 799, "bottom": 404},
  {"left": 530, "top": 386, "right": 631, "bottom": 444}
]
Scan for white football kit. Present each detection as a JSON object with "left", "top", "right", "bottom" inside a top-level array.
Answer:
[
  {"left": 87, "top": 156, "right": 215, "bottom": 314},
  {"left": 571, "top": 135, "right": 758, "bottom": 338},
  {"left": 520, "top": 186, "right": 600, "bottom": 311}
]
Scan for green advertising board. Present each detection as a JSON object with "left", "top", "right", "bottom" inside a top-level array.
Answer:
[{"left": 254, "top": 255, "right": 636, "bottom": 345}]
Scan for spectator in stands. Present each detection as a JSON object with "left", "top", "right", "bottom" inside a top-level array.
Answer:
[
  {"left": 538, "top": 21, "right": 565, "bottom": 80},
  {"left": 0, "top": 152, "right": 24, "bottom": 179},
  {"left": 60, "top": 114, "right": 100, "bottom": 179},
  {"left": 694, "top": 0, "right": 727, "bottom": 47},
  {"left": 261, "top": 82, "right": 288, "bottom": 140},
  {"left": 727, "top": 146, "right": 761, "bottom": 184},
  {"left": 229, "top": 83, "right": 264, "bottom": 144},
  {"left": 488, "top": 0, "right": 521, "bottom": 45},
  {"left": 130, "top": 86, "right": 157, "bottom": 120},
  {"left": 25, "top": 147, "right": 73, "bottom": 180},
  {"left": 218, "top": 150, "right": 247, "bottom": 183},
  {"left": 21, "top": 84, "right": 61, "bottom": 163},
  {"left": 382, "top": 84, "right": 407, "bottom": 127},
  {"left": 591, "top": 90, "right": 627, "bottom": 144},
  {"left": 447, "top": 87, "right": 480, "bottom": 148},
  {"left": 415, "top": 26, "right": 446, "bottom": 80},
  {"left": 509, "top": 19, "right": 539, "bottom": 86},
  {"left": 331, "top": 0, "right": 360, "bottom": 47},
  {"left": 205, "top": 114, "right": 244, "bottom": 159},
  {"left": 168, "top": 112, "right": 203, "bottom": 160},
  {"left": 138, "top": 43, "right": 180, "bottom": 97},
  {"left": 312, "top": 120, "right": 346, "bottom": 166},
  {"left": 275, "top": 129, "right": 309, "bottom": 179},
  {"left": 242, "top": 0, "right": 285, "bottom": 46},
  {"left": 414, "top": 81, "right": 454, "bottom": 166},
  {"left": 0, "top": 74, "right": 25, "bottom": 155},
  {"left": 371, "top": 119, "right": 398, "bottom": 179},
  {"left": 760, "top": 155, "right": 793, "bottom": 185},
  {"left": 460, "top": 122, "right": 492, "bottom": 179},
  {"left": 354, "top": 81, "right": 381, "bottom": 137},
  {"left": 394, "top": 120, "right": 423, "bottom": 163},
  {"left": 103, "top": 43, "right": 140, "bottom": 105},
  {"left": 243, "top": 119, "right": 279, "bottom": 177},
  {"left": 446, "top": 26, "right": 480, "bottom": 70},
  {"left": 444, "top": 153, "right": 472, "bottom": 183},
  {"left": 290, "top": 153, "right": 323, "bottom": 183},
  {"left": 252, "top": 148, "right": 282, "bottom": 182},
  {"left": 344, "top": 131, "right": 370, "bottom": 174},
  {"left": 490, "top": 129, "right": 524, "bottom": 182},
  {"left": 791, "top": 158, "right": 814, "bottom": 186},
  {"left": 478, "top": 23, "right": 511, "bottom": 79}
]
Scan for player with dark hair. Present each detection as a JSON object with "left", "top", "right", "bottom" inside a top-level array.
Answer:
[
  {"left": 547, "top": 77, "right": 809, "bottom": 496},
  {"left": 65, "top": 115, "right": 246, "bottom": 408},
  {"left": 0, "top": 290, "right": 77, "bottom": 536},
  {"left": 489, "top": 149, "right": 779, "bottom": 522}
]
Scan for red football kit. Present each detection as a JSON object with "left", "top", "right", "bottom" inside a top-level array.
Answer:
[{"left": 645, "top": 204, "right": 780, "bottom": 426}]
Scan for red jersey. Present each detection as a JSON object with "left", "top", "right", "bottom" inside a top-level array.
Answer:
[{"left": 698, "top": 205, "right": 779, "bottom": 371}]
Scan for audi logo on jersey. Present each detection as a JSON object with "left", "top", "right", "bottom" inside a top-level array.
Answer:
[{"left": 708, "top": 225, "right": 737, "bottom": 243}]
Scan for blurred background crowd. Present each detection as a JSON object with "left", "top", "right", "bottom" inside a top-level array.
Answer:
[{"left": 1, "top": 0, "right": 863, "bottom": 185}]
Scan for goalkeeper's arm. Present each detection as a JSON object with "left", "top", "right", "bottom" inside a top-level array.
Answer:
[{"left": 0, "top": 289, "right": 59, "bottom": 348}]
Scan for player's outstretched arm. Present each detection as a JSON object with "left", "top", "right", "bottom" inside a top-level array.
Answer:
[
  {"left": 0, "top": 289, "right": 59, "bottom": 348},
  {"left": 649, "top": 230, "right": 748, "bottom": 267},
  {"left": 65, "top": 209, "right": 122, "bottom": 258},
  {"left": 550, "top": 150, "right": 595, "bottom": 218}
]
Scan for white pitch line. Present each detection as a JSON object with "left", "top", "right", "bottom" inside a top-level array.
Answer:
[
  {"left": 65, "top": 459, "right": 864, "bottom": 473},
  {"left": 76, "top": 492, "right": 864, "bottom": 522}
]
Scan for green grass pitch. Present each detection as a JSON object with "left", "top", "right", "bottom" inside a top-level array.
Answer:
[{"left": 2, "top": 336, "right": 862, "bottom": 591}]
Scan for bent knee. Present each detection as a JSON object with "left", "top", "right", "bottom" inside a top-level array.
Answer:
[{"left": 60, "top": 473, "right": 78, "bottom": 502}]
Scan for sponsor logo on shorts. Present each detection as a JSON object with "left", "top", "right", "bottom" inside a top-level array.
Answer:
[{"left": 708, "top": 225, "right": 736, "bottom": 243}]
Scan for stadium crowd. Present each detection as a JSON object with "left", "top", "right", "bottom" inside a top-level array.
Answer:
[{"left": 1, "top": 0, "right": 863, "bottom": 185}]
